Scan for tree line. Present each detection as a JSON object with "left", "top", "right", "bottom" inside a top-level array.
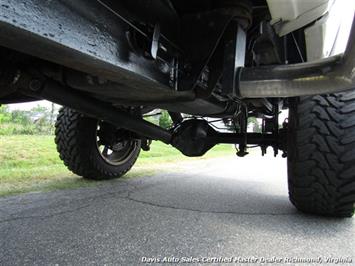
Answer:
[
  {"left": 0, "top": 104, "right": 57, "bottom": 135},
  {"left": 1, "top": 105, "right": 261, "bottom": 135}
]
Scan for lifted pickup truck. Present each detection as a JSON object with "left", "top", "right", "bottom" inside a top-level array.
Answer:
[{"left": 0, "top": 0, "right": 354, "bottom": 217}]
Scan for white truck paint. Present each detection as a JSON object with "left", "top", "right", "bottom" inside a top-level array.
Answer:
[
  {"left": 304, "top": 0, "right": 355, "bottom": 61},
  {"left": 267, "top": 0, "right": 330, "bottom": 35},
  {"left": 267, "top": 0, "right": 354, "bottom": 61}
]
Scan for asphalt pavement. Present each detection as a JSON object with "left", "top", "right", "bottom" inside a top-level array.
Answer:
[{"left": 0, "top": 155, "right": 354, "bottom": 265}]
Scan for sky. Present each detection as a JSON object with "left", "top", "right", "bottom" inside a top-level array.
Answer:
[{"left": 7, "top": 100, "right": 56, "bottom": 111}]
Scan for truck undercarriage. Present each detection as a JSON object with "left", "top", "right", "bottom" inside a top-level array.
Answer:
[{"left": 0, "top": 0, "right": 354, "bottom": 217}]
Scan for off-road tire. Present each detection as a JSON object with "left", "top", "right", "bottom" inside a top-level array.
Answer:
[
  {"left": 288, "top": 92, "right": 355, "bottom": 217},
  {"left": 55, "top": 107, "right": 141, "bottom": 180}
]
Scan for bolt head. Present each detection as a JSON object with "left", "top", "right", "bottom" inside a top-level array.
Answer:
[{"left": 29, "top": 79, "right": 42, "bottom": 91}]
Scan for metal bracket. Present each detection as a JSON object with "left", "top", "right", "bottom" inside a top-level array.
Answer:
[
  {"left": 222, "top": 24, "right": 247, "bottom": 97},
  {"left": 151, "top": 24, "right": 161, "bottom": 60}
]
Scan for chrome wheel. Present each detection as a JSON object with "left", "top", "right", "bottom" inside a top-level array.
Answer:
[{"left": 96, "top": 122, "right": 139, "bottom": 166}]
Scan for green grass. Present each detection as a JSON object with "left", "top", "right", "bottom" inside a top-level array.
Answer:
[{"left": 0, "top": 135, "right": 234, "bottom": 196}]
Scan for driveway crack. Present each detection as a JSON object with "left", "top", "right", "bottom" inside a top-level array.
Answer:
[{"left": 116, "top": 190, "right": 295, "bottom": 216}]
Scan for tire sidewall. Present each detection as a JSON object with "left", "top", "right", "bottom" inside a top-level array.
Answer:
[{"left": 77, "top": 115, "right": 141, "bottom": 178}]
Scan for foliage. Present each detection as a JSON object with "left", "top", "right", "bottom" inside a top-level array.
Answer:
[
  {"left": 248, "top": 117, "right": 262, "bottom": 133},
  {"left": 0, "top": 103, "right": 58, "bottom": 135},
  {"left": 0, "top": 105, "right": 11, "bottom": 123},
  {"left": 10, "top": 110, "right": 32, "bottom": 125},
  {"left": 158, "top": 110, "right": 173, "bottom": 129},
  {"left": 223, "top": 117, "right": 261, "bottom": 133},
  {"left": 144, "top": 115, "right": 159, "bottom": 125},
  {"left": 0, "top": 123, "right": 36, "bottom": 135}
]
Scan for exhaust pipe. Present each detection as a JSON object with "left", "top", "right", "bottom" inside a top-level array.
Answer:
[
  {"left": 1, "top": 0, "right": 353, "bottom": 101},
  {"left": 238, "top": 20, "right": 355, "bottom": 98},
  {"left": 38, "top": 81, "right": 173, "bottom": 144}
]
